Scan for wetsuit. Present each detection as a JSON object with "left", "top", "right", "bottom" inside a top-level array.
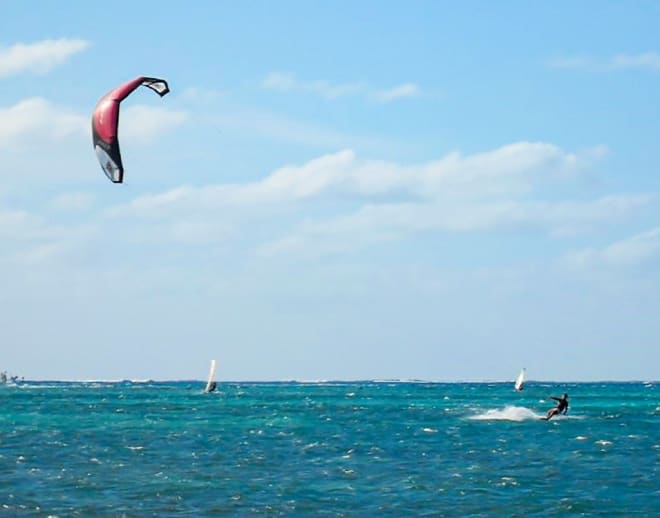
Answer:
[{"left": 545, "top": 395, "right": 569, "bottom": 420}]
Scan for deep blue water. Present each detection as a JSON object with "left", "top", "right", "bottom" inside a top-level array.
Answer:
[{"left": 1, "top": 381, "right": 658, "bottom": 516}]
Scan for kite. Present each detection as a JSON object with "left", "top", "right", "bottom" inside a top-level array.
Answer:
[{"left": 91, "top": 76, "right": 170, "bottom": 183}]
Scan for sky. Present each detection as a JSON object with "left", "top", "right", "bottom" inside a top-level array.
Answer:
[{"left": 1, "top": 1, "right": 659, "bottom": 381}]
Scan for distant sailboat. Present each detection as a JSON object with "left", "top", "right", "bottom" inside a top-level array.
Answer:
[
  {"left": 514, "top": 368, "right": 526, "bottom": 391},
  {"left": 204, "top": 359, "right": 217, "bottom": 393}
]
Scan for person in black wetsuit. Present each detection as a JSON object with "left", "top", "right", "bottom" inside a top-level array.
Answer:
[
  {"left": 544, "top": 393, "right": 569, "bottom": 420},
  {"left": 205, "top": 381, "right": 217, "bottom": 393}
]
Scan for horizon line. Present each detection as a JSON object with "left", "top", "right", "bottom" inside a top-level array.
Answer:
[{"left": 7, "top": 378, "right": 657, "bottom": 384}]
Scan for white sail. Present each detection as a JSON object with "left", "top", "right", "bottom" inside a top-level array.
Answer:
[
  {"left": 514, "top": 368, "right": 526, "bottom": 391},
  {"left": 204, "top": 359, "right": 217, "bottom": 393}
]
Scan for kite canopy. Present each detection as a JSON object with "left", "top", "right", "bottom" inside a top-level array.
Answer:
[{"left": 91, "top": 76, "right": 170, "bottom": 183}]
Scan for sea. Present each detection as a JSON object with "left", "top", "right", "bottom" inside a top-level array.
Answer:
[{"left": 0, "top": 381, "right": 658, "bottom": 517}]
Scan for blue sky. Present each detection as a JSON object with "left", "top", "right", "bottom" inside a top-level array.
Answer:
[{"left": 1, "top": 1, "right": 659, "bottom": 381}]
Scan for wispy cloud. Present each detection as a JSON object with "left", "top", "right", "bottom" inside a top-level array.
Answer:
[
  {"left": 0, "top": 38, "right": 90, "bottom": 78},
  {"left": 263, "top": 71, "right": 420, "bottom": 102},
  {"left": 15, "top": 242, "right": 71, "bottom": 266},
  {"left": 370, "top": 83, "right": 420, "bottom": 103},
  {"left": 0, "top": 97, "right": 87, "bottom": 145},
  {"left": 0, "top": 99, "right": 187, "bottom": 148},
  {"left": 263, "top": 71, "right": 364, "bottom": 99},
  {"left": 610, "top": 52, "right": 660, "bottom": 69},
  {"left": 0, "top": 138, "right": 649, "bottom": 273},
  {"left": 0, "top": 208, "right": 37, "bottom": 239},
  {"left": 48, "top": 192, "right": 96, "bottom": 212},
  {"left": 564, "top": 228, "right": 660, "bottom": 269},
  {"left": 101, "top": 141, "right": 646, "bottom": 258},
  {"left": 119, "top": 105, "right": 189, "bottom": 142},
  {"left": 121, "top": 218, "right": 234, "bottom": 246},
  {"left": 548, "top": 51, "right": 660, "bottom": 71},
  {"left": 547, "top": 55, "right": 594, "bottom": 70},
  {"left": 0, "top": 201, "right": 97, "bottom": 266},
  {"left": 114, "top": 142, "right": 579, "bottom": 217},
  {"left": 0, "top": 205, "right": 88, "bottom": 244},
  {"left": 178, "top": 86, "right": 226, "bottom": 104},
  {"left": 259, "top": 195, "right": 650, "bottom": 258}
]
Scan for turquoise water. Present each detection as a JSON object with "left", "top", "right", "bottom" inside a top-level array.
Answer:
[{"left": 1, "top": 381, "right": 658, "bottom": 516}]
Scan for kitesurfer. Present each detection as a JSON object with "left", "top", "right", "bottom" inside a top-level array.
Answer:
[{"left": 544, "top": 393, "right": 569, "bottom": 420}]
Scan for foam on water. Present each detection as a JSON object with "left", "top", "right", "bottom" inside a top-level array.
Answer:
[{"left": 469, "top": 405, "right": 542, "bottom": 421}]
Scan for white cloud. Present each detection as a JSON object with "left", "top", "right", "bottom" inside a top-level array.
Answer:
[
  {"left": 111, "top": 142, "right": 602, "bottom": 219},
  {"left": 48, "top": 192, "right": 95, "bottom": 212},
  {"left": 263, "top": 71, "right": 364, "bottom": 99},
  {"left": 16, "top": 242, "right": 70, "bottom": 265},
  {"left": 0, "top": 38, "right": 90, "bottom": 78},
  {"left": 548, "top": 51, "right": 660, "bottom": 71},
  {"left": 0, "top": 208, "right": 36, "bottom": 239},
  {"left": 263, "top": 71, "right": 420, "bottom": 103},
  {"left": 121, "top": 218, "right": 234, "bottom": 246},
  {"left": 0, "top": 206, "right": 74, "bottom": 266},
  {"left": 0, "top": 97, "right": 87, "bottom": 145},
  {"left": 564, "top": 228, "right": 660, "bottom": 269},
  {"left": 119, "top": 105, "right": 189, "bottom": 142},
  {"left": 0, "top": 205, "right": 91, "bottom": 242},
  {"left": 1, "top": 139, "right": 650, "bottom": 272},
  {"left": 259, "top": 195, "right": 650, "bottom": 258},
  {"left": 262, "top": 71, "right": 297, "bottom": 90},
  {"left": 101, "top": 141, "right": 646, "bottom": 259},
  {"left": 0, "top": 96, "right": 185, "bottom": 163},
  {"left": 167, "top": 220, "right": 232, "bottom": 244},
  {"left": 109, "top": 150, "right": 360, "bottom": 217},
  {"left": 371, "top": 83, "right": 420, "bottom": 103},
  {"left": 178, "top": 86, "right": 225, "bottom": 104},
  {"left": 0, "top": 205, "right": 97, "bottom": 266},
  {"left": 547, "top": 55, "right": 594, "bottom": 69},
  {"left": 0, "top": 99, "right": 187, "bottom": 152},
  {"left": 610, "top": 52, "right": 660, "bottom": 69}
]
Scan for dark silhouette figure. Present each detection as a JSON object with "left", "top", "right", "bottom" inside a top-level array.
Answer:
[{"left": 544, "top": 393, "right": 569, "bottom": 420}]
